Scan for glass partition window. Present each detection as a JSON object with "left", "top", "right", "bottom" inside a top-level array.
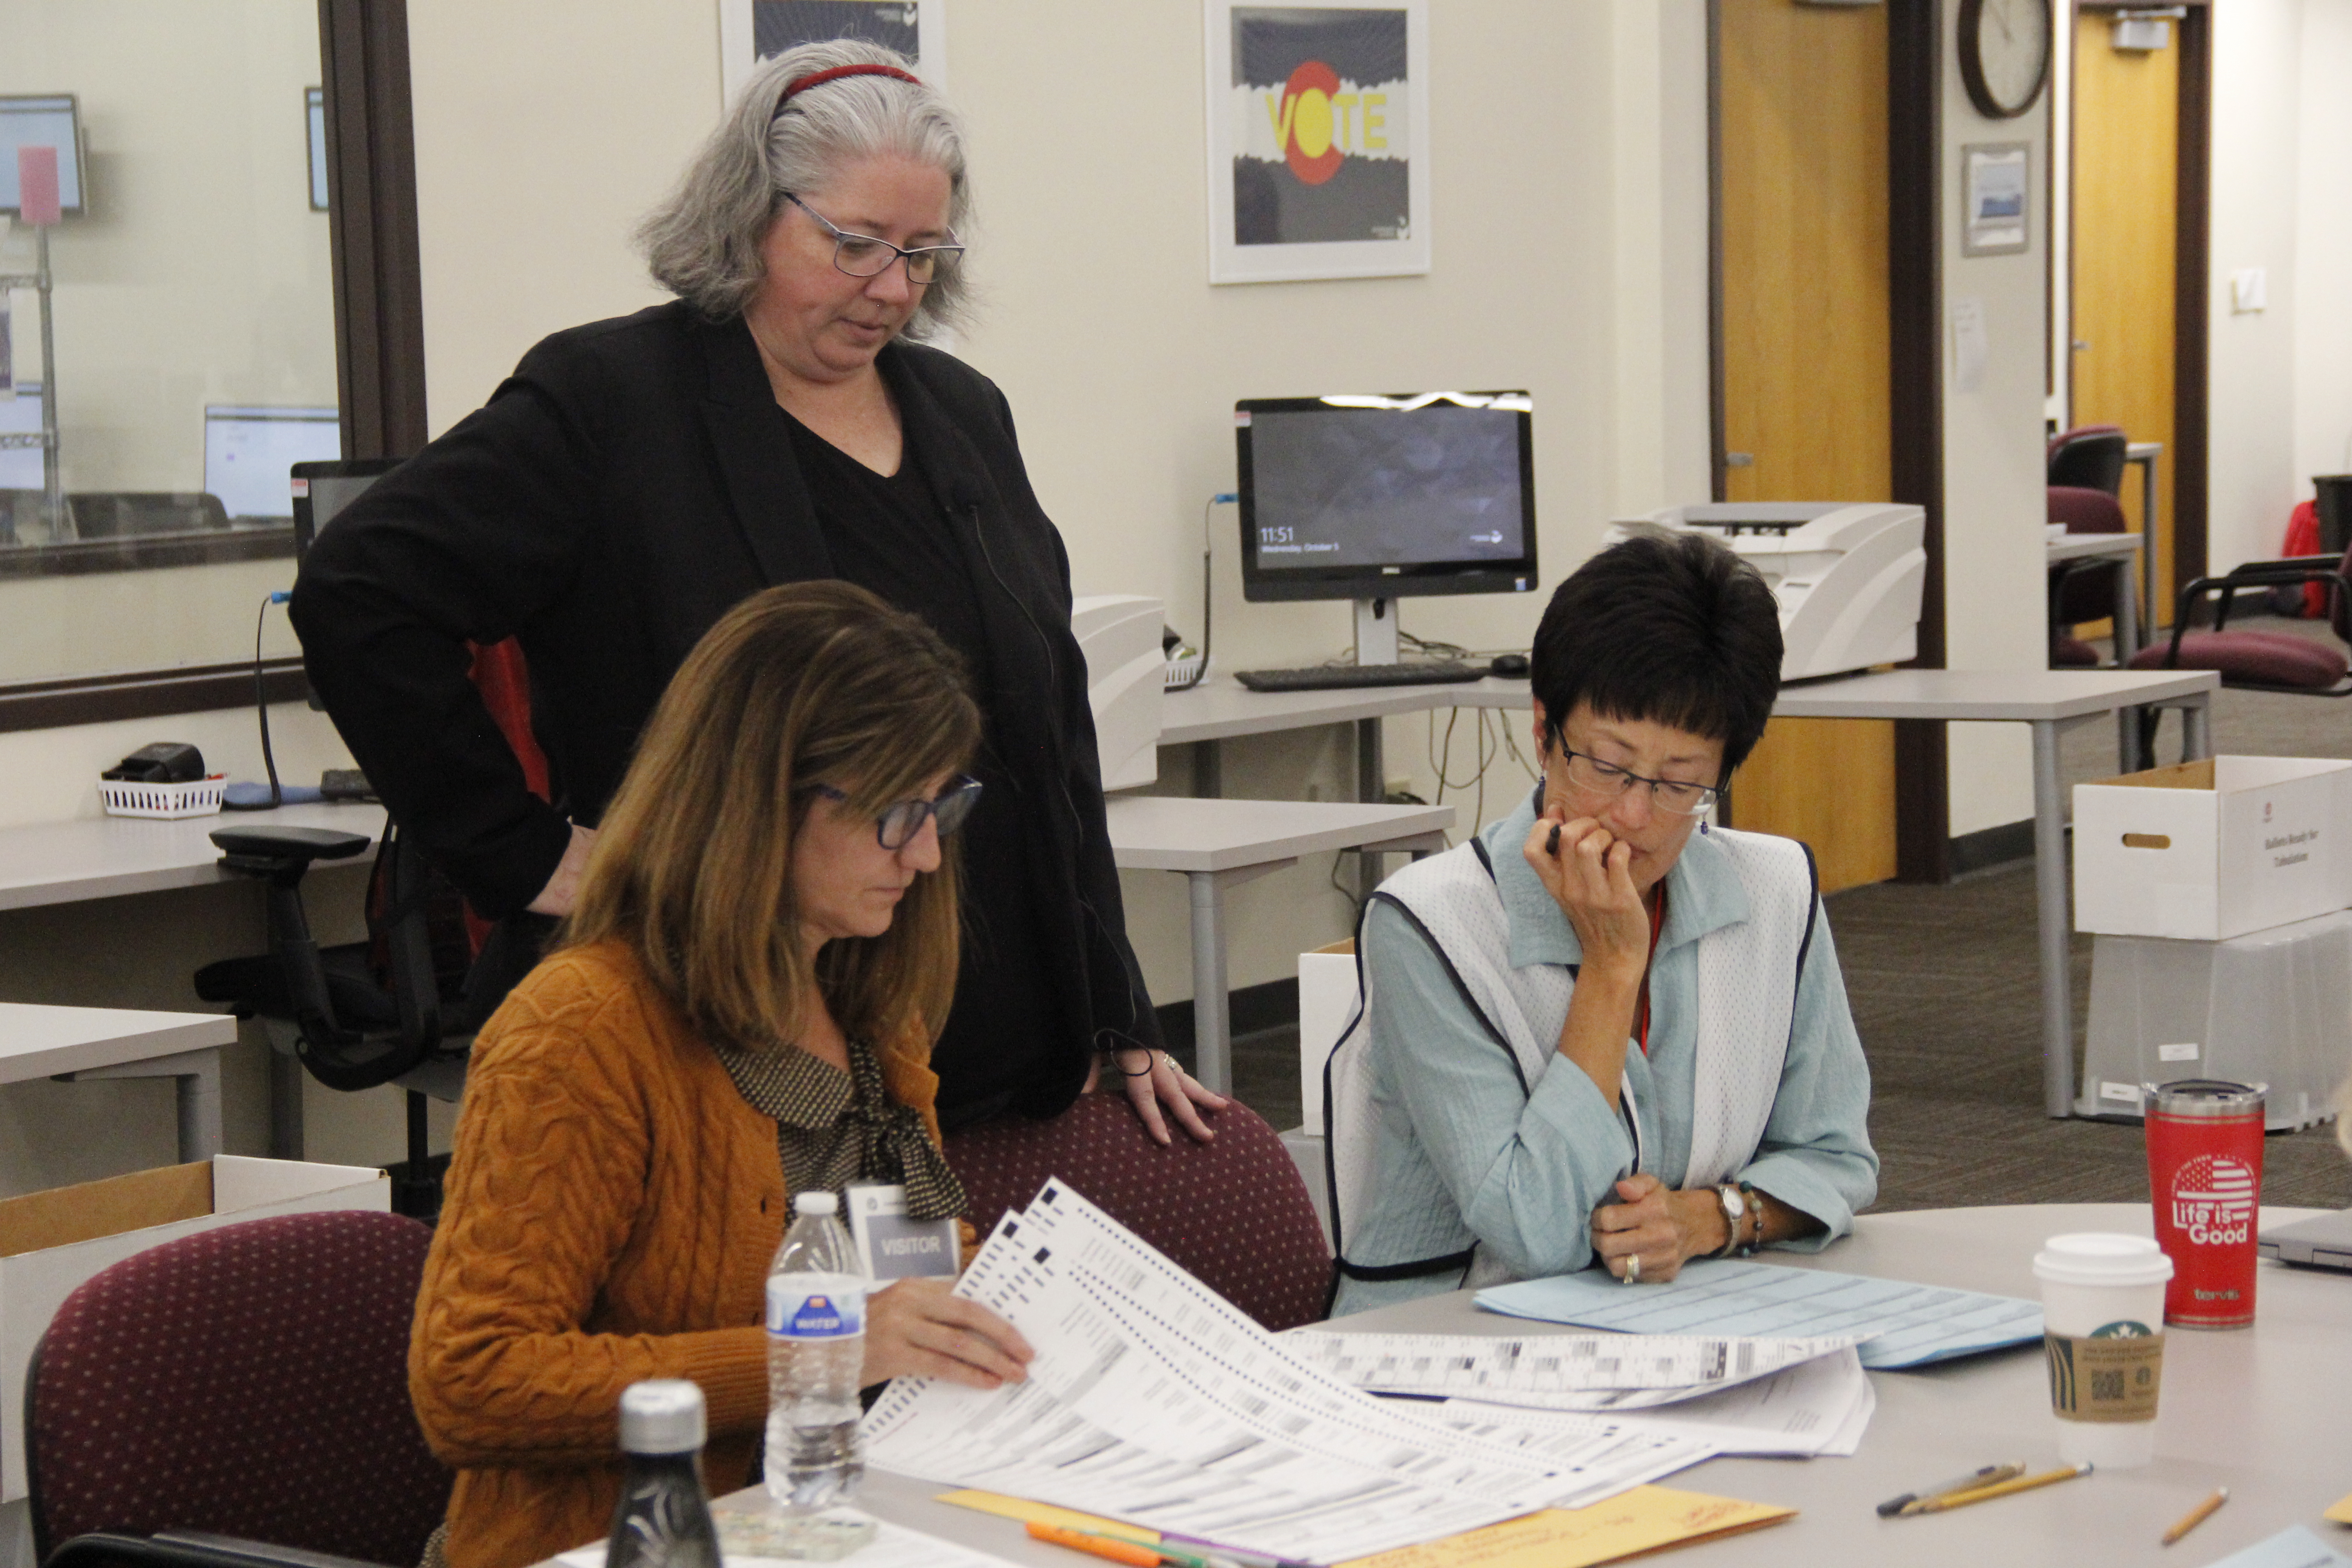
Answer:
[{"left": 0, "top": 0, "right": 334, "bottom": 683}]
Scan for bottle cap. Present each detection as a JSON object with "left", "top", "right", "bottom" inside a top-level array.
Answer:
[
  {"left": 794, "top": 1190, "right": 838, "bottom": 1217},
  {"left": 618, "top": 1379, "right": 706, "bottom": 1455},
  {"left": 2143, "top": 1078, "right": 2267, "bottom": 1119},
  {"left": 2034, "top": 1231, "right": 2174, "bottom": 1289}
]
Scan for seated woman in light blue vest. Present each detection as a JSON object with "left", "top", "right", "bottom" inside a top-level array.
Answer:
[{"left": 1328, "top": 531, "right": 1879, "bottom": 1315}]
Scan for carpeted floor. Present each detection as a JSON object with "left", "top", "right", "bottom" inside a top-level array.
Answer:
[{"left": 1225, "top": 614, "right": 2352, "bottom": 1216}]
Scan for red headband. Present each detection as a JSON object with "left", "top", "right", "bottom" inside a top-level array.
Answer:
[{"left": 776, "top": 63, "right": 922, "bottom": 113}]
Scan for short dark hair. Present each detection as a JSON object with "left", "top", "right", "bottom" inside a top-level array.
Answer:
[{"left": 1530, "top": 531, "right": 1783, "bottom": 779}]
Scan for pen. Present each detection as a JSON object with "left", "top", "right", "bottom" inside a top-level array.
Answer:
[
  {"left": 1025, "top": 1523, "right": 1240, "bottom": 1568},
  {"left": 1877, "top": 1462, "right": 2027, "bottom": 1517},
  {"left": 1028, "top": 1523, "right": 1166, "bottom": 1567},
  {"left": 1907, "top": 1461, "right": 2093, "bottom": 1514},
  {"left": 1159, "top": 1534, "right": 1314, "bottom": 1568},
  {"left": 2161, "top": 1486, "right": 2229, "bottom": 1546}
]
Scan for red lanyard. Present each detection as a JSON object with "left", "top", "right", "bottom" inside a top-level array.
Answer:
[{"left": 1635, "top": 884, "right": 1667, "bottom": 1056}]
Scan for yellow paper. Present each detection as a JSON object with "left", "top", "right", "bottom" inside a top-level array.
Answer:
[
  {"left": 1337, "top": 1487, "right": 1795, "bottom": 1568},
  {"left": 936, "top": 1490, "right": 1159, "bottom": 1544},
  {"left": 2326, "top": 1491, "right": 2352, "bottom": 1525},
  {"left": 939, "top": 1485, "right": 1790, "bottom": 1568}
]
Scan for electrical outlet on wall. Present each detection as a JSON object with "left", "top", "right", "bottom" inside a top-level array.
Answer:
[{"left": 2231, "top": 268, "right": 2268, "bottom": 314}]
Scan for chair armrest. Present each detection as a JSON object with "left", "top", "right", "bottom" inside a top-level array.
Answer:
[
  {"left": 45, "top": 1532, "right": 398, "bottom": 1568},
  {"left": 209, "top": 827, "right": 372, "bottom": 883}
]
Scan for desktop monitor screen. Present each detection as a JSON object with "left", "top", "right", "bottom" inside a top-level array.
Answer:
[
  {"left": 1236, "top": 392, "right": 1538, "bottom": 603},
  {"left": 0, "top": 383, "right": 42, "bottom": 490},
  {"left": 0, "top": 96, "right": 85, "bottom": 216},
  {"left": 204, "top": 406, "right": 341, "bottom": 522},
  {"left": 290, "top": 457, "right": 402, "bottom": 558}
]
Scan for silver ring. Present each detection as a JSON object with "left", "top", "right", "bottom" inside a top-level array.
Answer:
[
  {"left": 1166, "top": 1053, "right": 1186, "bottom": 1078},
  {"left": 1622, "top": 1253, "right": 1642, "bottom": 1286}
]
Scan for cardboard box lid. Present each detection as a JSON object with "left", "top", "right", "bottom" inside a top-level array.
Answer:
[{"left": 2086, "top": 755, "right": 2352, "bottom": 794}]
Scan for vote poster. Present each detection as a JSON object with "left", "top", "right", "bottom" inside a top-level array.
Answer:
[{"left": 1205, "top": 0, "right": 1431, "bottom": 283}]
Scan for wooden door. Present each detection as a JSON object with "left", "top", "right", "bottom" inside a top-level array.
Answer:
[
  {"left": 2071, "top": 9, "right": 2178, "bottom": 622},
  {"left": 1715, "top": 0, "right": 1897, "bottom": 892}
]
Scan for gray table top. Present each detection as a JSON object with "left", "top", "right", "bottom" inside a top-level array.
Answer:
[
  {"left": 1328, "top": 1202, "right": 2349, "bottom": 1567},
  {"left": 1102, "top": 795, "right": 1454, "bottom": 872},
  {"left": 0, "top": 800, "right": 389, "bottom": 912},
  {"left": 0, "top": 1001, "right": 236, "bottom": 1080},
  {"left": 2048, "top": 532, "right": 2144, "bottom": 563}
]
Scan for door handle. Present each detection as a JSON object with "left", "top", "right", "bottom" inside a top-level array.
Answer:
[
  {"left": 1724, "top": 452, "right": 1755, "bottom": 468},
  {"left": 2071, "top": 339, "right": 2090, "bottom": 352}
]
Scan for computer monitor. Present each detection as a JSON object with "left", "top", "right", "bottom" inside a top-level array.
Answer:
[
  {"left": 0, "top": 96, "right": 86, "bottom": 216},
  {"left": 290, "top": 456, "right": 402, "bottom": 558},
  {"left": 204, "top": 406, "right": 342, "bottom": 523},
  {"left": 1236, "top": 392, "right": 1538, "bottom": 663},
  {"left": 0, "top": 383, "right": 42, "bottom": 490}
]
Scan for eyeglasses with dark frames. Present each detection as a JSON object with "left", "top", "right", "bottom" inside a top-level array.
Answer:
[
  {"left": 1552, "top": 746, "right": 1721, "bottom": 818},
  {"left": 808, "top": 774, "right": 983, "bottom": 849},
  {"left": 784, "top": 191, "right": 964, "bottom": 284}
]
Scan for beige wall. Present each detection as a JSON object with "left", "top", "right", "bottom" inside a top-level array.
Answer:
[
  {"left": 1940, "top": 0, "right": 2054, "bottom": 837},
  {"left": 0, "top": 0, "right": 338, "bottom": 682},
  {"left": 2293, "top": 2, "right": 2352, "bottom": 497}
]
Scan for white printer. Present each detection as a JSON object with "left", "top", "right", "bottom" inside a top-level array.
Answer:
[
  {"left": 1069, "top": 594, "right": 1166, "bottom": 790},
  {"left": 1608, "top": 502, "right": 1928, "bottom": 681}
]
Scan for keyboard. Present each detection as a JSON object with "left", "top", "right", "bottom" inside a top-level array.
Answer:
[{"left": 1235, "top": 662, "right": 1487, "bottom": 692}]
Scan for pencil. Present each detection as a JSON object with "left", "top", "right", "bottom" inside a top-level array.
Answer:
[
  {"left": 1907, "top": 1461, "right": 2092, "bottom": 1514},
  {"left": 1028, "top": 1522, "right": 1166, "bottom": 1567},
  {"left": 2162, "top": 1486, "right": 2229, "bottom": 1546}
]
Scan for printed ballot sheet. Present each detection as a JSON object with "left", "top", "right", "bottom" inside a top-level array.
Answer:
[
  {"left": 863, "top": 1181, "right": 1712, "bottom": 1564},
  {"left": 1476, "top": 1259, "right": 2042, "bottom": 1368},
  {"left": 1284, "top": 1329, "right": 1858, "bottom": 1411}
]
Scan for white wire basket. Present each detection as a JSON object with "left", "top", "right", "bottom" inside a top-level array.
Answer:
[{"left": 98, "top": 774, "right": 226, "bottom": 819}]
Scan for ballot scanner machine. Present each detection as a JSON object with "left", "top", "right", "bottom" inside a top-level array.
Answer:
[{"left": 1609, "top": 503, "right": 1928, "bottom": 681}]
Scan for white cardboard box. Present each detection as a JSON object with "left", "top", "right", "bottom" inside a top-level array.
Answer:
[
  {"left": 0, "top": 1154, "right": 388, "bottom": 1501},
  {"left": 2073, "top": 756, "right": 2352, "bottom": 941},
  {"left": 1297, "top": 940, "right": 1358, "bottom": 1137}
]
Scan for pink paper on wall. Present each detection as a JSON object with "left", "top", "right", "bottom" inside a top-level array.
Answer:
[{"left": 16, "top": 146, "right": 61, "bottom": 226}]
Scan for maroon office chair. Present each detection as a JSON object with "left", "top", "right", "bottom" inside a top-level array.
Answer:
[
  {"left": 2048, "top": 485, "right": 2134, "bottom": 667},
  {"left": 2121, "top": 546, "right": 2352, "bottom": 760},
  {"left": 946, "top": 1094, "right": 1332, "bottom": 1331},
  {"left": 28, "top": 1211, "right": 449, "bottom": 1568},
  {"left": 2048, "top": 424, "right": 2130, "bottom": 495}
]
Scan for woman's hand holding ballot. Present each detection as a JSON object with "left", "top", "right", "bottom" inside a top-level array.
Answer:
[{"left": 862, "top": 1277, "right": 1035, "bottom": 1391}]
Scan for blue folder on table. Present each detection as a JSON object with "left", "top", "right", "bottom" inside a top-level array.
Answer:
[{"left": 1475, "top": 1258, "right": 2043, "bottom": 1369}]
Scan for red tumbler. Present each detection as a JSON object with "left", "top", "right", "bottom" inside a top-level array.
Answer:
[{"left": 2144, "top": 1079, "right": 2265, "bottom": 1328}]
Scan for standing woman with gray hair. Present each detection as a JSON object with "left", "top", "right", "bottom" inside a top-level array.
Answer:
[{"left": 293, "top": 41, "right": 1220, "bottom": 1142}]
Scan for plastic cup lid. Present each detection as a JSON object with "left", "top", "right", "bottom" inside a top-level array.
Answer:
[
  {"left": 618, "top": 1378, "right": 706, "bottom": 1454},
  {"left": 2033, "top": 1231, "right": 2174, "bottom": 1288},
  {"left": 794, "top": 1190, "right": 839, "bottom": 1216},
  {"left": 2144, "top": 1078, "right": 2267, "bottom": 1117}
]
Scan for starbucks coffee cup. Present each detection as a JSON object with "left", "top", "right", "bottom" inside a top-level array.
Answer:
[{"left": 2034, "top": 1232, "right": 2172, "bottom": 1469}]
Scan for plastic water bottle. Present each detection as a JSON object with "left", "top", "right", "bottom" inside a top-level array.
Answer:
[
  {"left": 763, "top": 1190, "right": 877, "bottom": 1558},
  {"left": 607, "top": 1380, "right": 721, "bottom": 1568}
]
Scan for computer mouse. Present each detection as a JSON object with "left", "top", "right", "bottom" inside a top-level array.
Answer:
[{"left": 1489, "top": 652, "right": 1530, "bottom": 679}]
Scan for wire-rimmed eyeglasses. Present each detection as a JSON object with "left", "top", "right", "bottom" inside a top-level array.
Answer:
[
  {"left": 808, "top": 775, "right": 983, "bottom": 849},
  {"left": 785, "top": 192, "right": 963, "bottom": 284},
  {"left": 1554, "top": 747, "right": 1721, "bottom": 818}
]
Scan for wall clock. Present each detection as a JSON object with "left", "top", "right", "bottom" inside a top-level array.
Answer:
[{"left": 1959, "top": 0, "right": 2052, "bottom": 119}]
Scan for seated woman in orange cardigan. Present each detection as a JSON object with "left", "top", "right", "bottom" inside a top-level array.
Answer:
[{"left": 410, "top": 580, "right": 1034, "bottom": 1568}]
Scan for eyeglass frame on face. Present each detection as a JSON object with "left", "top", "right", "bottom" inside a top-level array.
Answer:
[
  {"left": 1546, "top": 741, "right": 1722, "bottom": 818},
  {"left": 783, "top": 191, "right": 964, "bottom": 284},
  {"left": 806, "top": 774, "right": 983, "bottom": 850}
]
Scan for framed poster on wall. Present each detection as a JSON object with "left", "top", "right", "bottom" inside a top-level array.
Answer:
[
  {"left": 718, "top": 0, "right": 944, "bottom": 102},
  {"left": 1961, "top": 141, "right": 2030, "bottom": 256},
  {"left": 1203, "top": 0, "right": 1430, "bottom": 284}
]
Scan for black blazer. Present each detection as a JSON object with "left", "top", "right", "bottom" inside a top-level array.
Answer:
[{"left": 292, "top": 302, "right": 1161, "bottom": 1110}]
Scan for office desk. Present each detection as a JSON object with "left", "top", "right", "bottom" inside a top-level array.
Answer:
[
  {"left": 0, "top": 1003, "right": 235, "bottom": 1160},
  {"left": 1320, "top": 1201, "right": 2346, "bottom": 1568},
  {"left": 1104, "top": 796, "right": 1450, "bottom": 1093},
  {"left": 1167, "top": 669, "right": 2221, "bottom": 1116},
  {"left": 632, "top": 1203, "right": 2347, "bottom": 1568},
  {"left": 2048, "top": 529, "right": 2143, "bottom": 663},
  {"left": 0, "top": 801, "right": 387, "bottom": 912}
]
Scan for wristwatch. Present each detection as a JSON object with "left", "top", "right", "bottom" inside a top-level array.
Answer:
[{"left": 1714, "top": 1184, "right": 1746, "bottom": 1258}]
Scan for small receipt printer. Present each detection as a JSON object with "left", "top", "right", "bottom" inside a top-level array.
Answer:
[{"left": 101, "top": 742, "right": 206, "bottom": 784}]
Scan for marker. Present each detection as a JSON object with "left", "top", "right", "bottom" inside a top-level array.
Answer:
[
  {"left": 1877, "top": 1462, "right": 2027, "bottom": 1517},
  {"left": 2162, "top": 1486, "right": 2229, "bottom": 1546},
  {"left": 1024, "top": 1524, "right": 1238, "bottom": 1568},
  {"left": 1906, "top": 1461, "right": 2092, "bottom": 1514},
  {"left": 1158, "top": 1535, "right": 1314, "bottom": 1568}
]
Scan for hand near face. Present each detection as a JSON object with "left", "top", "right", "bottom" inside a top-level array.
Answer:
[
  {"left": 861, "top": 1277, "right": 1034, "bottom": 1391},
  {"left": 1522, "top": 805, "right": 1651, "bottom": 979}
]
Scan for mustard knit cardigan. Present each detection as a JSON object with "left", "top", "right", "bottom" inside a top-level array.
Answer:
[{"left": 408, "top": 941, "right": 948, "bottom": 1568}]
